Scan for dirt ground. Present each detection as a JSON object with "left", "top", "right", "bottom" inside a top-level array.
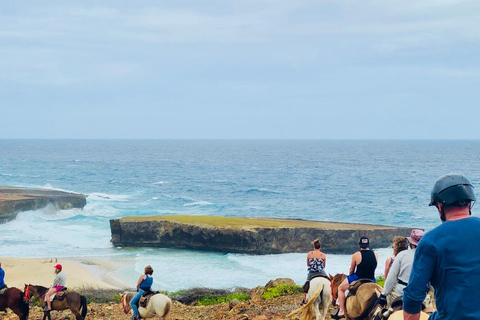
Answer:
[{"left": 1, "top": 292, "right": 338, "bottom": 320}]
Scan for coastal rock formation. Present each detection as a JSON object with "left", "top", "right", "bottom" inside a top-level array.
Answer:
[
  {"left": 0, "top": 186, "right": 87, "bottom": 223},
  {"left": 110, "top": 215, "right": 412, "bottom": 254}
]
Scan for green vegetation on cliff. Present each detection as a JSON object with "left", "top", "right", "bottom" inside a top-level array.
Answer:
[{"left": 119, "top": 214, "right": 399, "bottom": 230}]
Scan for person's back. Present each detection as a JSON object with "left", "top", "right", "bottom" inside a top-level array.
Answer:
[
  {"left": 355, "top": 250, "right": 377, "bottom": 280},
  {"left": 405, "top": 217, "right": 480, "bottom": 319},
  {"left": 404, "top": 173, "right": 480, "bottom": 320}
]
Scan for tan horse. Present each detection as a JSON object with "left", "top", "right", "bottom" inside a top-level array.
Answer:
[
  {"left": 331, "top": 273, "right": 382, "bottom": 320},
  {"left": 121, "top": 292, "right": 171, "bottom": 319}
]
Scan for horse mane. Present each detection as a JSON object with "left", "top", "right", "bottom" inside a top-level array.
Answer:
[{"left": 30, "top": 284, "right": 48, "bottom": 296}]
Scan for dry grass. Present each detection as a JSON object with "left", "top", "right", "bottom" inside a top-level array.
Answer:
[{"left": 119, "top": 215, "right": 397, "bottom": 230}]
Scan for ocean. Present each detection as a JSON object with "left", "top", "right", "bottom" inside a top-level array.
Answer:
[{"left": 0, "top": 139, "right": 478, "bottom": 291}]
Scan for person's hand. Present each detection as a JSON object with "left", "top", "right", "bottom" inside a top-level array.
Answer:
[{"left": 377, "top": 294, "right": 387, "bottom": 307}]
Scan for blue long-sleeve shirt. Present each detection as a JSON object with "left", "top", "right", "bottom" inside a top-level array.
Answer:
[
  {"left": 403, "top": 217, "right": 480, "bottom": 319},
  {"left": 0, "top": 268, "right": 5, "bottom": 287}
]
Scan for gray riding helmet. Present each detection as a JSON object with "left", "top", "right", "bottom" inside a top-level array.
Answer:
[{"left": 429, "top": 174, "right": 477, "bottom": 206}]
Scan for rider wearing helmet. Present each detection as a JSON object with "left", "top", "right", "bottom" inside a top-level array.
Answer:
[
  {"left": 45, "top": 264, "right": 66, "bottom": 311},
  {"left": 403, "top": 174, "right": 480, "bottom": 320}
]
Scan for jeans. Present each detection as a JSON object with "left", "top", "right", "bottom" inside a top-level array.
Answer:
[{"left": 130, "top": 288, "right": 145, "bottom": 317}]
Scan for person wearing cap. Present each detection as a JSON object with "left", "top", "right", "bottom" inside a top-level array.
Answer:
[
  {"left": 404, "top": 174, "right": 480, "bottom": 320},
  {"left": 0, "top": 261, "right": 6, "bottom": 291},
  {"left": 379, "top": 230, "right": 427, "bottom": 309},
  {"left": 130, "top": 265, "right": 154, "bottom": 320},
  {"left": 45, "top": 264, "right": 66, "bottom": 311},
  {"left": 332, "top": 236, "right": 378, "bottom": 319}
]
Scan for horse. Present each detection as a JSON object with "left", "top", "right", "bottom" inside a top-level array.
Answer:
[
  {"left": 121, "top": 292, "right": 171, "bottom": 319},
  {"left": 288, "top": 276, "right": 332, "bottom": 320},
  {"left": 0, "top": 287, "right": 30, "bottom": 320},
  {"left": 331, "top": 273, "right": 382, "bottom": 320},
  {"left": 24, "top": 284, "right": 87, "bottom": 320}
]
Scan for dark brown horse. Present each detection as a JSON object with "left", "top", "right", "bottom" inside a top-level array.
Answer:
[
  {"left": 0, "top": 286, "right": 30, "bottom": 320},
  {"left": 24, "top": 284, "right": 87, "bottom": 320}
]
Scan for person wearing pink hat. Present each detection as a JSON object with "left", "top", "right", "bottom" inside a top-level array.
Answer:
[
  {"left": 45, "top": 264, "right": 67, "bottom": 311},
  {"left": 404, "top": 174, "right": 480, "bottom": 320}
]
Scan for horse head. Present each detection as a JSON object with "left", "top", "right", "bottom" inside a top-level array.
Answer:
[
  {"left": 121, "top": 292, "right": 132, "bottom": 314},
  {"left": 330, "top": 273, "right": 346, "bottom": 304}
]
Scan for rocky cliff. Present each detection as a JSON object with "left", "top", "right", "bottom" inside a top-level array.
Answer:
[
  {"left": 0, "top": 186, "right": 87, "bottom": 223},
  {"left": 110, "top": 215, "right": 412, "bottom": 254}
]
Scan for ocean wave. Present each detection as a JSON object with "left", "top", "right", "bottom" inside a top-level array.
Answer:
[
  {"left": 88, "top": 193, "right": 130, "bottom": 201},
  {"left": 153, "top": 181, "right": 169, "bottom": 185},
  {"left": 246, "top": 188, "right": 281, "bottom": 195},
  {"left": 183, "top": 201, "right": 213, "bottom": 207}
]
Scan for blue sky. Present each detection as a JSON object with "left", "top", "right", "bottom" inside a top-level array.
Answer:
[{"left": 1, "top": 0, "right": 479, "bottom": 139}]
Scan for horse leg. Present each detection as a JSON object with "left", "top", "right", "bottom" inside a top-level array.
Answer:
[
  {"left": 321, "top": 292, "right": 331, "bottom": 320},
  {"left": 68, "top": 302, "right": 84, "bottom": 320},
  {"left": 314, "top": 298, "right": 321, "bottom": 320},
  {"left": 42, "top": 310, "right": 52, "bottom": 320}
]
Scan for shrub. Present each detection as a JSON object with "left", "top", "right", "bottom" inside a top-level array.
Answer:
[
  {"left": 376, "top": 276, "right": 385, "bottom": 288},
  {"left": 198, "top": 293, "right": 250, "bottom": 306},
  {"left": 261, "top": 284, "right": 303, "bottom": 299}
]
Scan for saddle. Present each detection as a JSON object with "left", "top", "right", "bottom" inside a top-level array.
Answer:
[
  {"left": 346, "top": 279, "right": 373, "bottom": 298},
  {"left": 0, "top": 285, "right": 7, "bottom": 296},
  {"left": 139, "top": 291, "right": 158, "bottom": 308},
  {"left": 303, "top": 274, "right": 331, "bottom": 293},
  {"left": 47, "top": 287, "right": 68, "bottom": 301}
]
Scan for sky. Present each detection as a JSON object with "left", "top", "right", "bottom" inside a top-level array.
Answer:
[{"left": 1, "top": 0, "right": 479, "bottom": 139}]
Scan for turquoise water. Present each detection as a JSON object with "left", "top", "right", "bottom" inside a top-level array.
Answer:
[{"left": 0, "top": 140, "right": 478, "bottom": 290}]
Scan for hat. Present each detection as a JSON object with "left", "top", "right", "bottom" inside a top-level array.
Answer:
[
  {"left": 359, "top": 236, "right": 370, "bottom": 248},
  {"left": 54, "top": 264, "right": 62, "bottom": 270},
  {"left": 407, "top": 229, "right": 425, "bottom": 246}
]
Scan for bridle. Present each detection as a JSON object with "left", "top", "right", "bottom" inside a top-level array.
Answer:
[
  {"left": 121, "top": 294, "right": 131, "bottom": 314},
  {"left": 23, "top": 285, "right": 31, "bottom": 302},
  {"left": 331, "top": 281, "right": 337, "bottom": 303}
]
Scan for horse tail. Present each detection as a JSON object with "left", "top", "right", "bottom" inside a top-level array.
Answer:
[
  {"left": 287, "top": 283, "right": 323, "bottom": 320},
  {"left": 19, "top": 292, "right": 30, "bottom": 320},
  {"left": 162, "top": 298, "right": 171, "bottom": 318},
  {"left": 80, "top": 295, "right": 88, "bottom": 318}
]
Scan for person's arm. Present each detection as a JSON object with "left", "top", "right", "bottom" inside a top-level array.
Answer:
[
  {"left": 403, "top": 241, "right": 436, "bottom": 317},
  {"left": 384, "top": 257, "right": 391, "bottom": 279},
  {"left": 306, "top": 252, "right": 311, "bottom": 266},
  {"left": 383, "top": 254, "right": 401, "bottom": 295},
  {"left": 349, "top": 252, "right": 358, "bottom": 274},
  {"left": 136, "top": 275, "right": 146, "bottom": 290},
  {"left": 323, "top": 253, "right": 327, "bottom": 268}
]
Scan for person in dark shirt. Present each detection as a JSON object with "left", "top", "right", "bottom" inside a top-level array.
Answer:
[{"left": 332, "top": 236, "right": 378, "bottom": 319}]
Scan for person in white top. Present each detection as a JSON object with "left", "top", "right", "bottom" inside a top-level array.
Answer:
[{"left": 379, "top": 229, "right": 427, "bottom": 308}]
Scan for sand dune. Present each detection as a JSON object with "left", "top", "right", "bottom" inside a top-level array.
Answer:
[{"left": 0, "top": 257, "right": 126, "bottom": 290}]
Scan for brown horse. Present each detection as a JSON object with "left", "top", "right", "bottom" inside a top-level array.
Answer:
[
  {"left": 24, "top": 284, "right": 87, "bottom": 320},
  {"left": 331, "top": 273, "right": 382, "bottom": 320},
  {"left": 0, "top": 287, "right": 30, "bottom": 320}
]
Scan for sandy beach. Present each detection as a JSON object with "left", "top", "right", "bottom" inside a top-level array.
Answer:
[{"left": 0, "top": 257, "right": 127, "bottom": 290}]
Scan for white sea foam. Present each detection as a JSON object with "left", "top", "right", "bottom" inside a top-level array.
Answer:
[
  {"left": 88, "top": 193, "right": 130, "bottom": 201},
  {"left": 183, "top": 201, "right": 213, "bottom": 206},
  {"left": 153, "top": 181, "right": 169, "bottom": 185}
]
